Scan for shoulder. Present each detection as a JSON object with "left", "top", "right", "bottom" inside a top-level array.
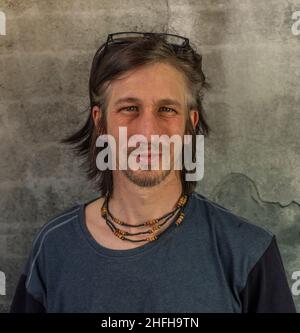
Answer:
[
  {"left": 190, "top": 191, "right": 275, "bottom": 288},
  {"left": 30, "top": 204, "right": 82, "bottom": 253},
  {"left": 23, "top": 203, "right": 82, "bottom": 277},
  {"left": 191, "top": 190, "right": 274, "bottom": 244},
  {"left": 22, "top": 203, "right": 82, "bottom": 297}
]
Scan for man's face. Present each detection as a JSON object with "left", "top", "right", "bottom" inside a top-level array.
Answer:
[{"left": 97, "top": 62, "right": 198, "bottom": 187}]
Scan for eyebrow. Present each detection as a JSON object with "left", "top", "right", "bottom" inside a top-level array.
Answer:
[{"left": 114, "top": 97, "right": 182, "bottom": 108}]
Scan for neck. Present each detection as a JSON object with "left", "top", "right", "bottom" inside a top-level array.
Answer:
[{"left": 107, "top": 170, "right": 183, "bottom": 227}]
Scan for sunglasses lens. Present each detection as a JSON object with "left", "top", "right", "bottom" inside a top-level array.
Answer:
[
  {"left": 109, "top": 33, "right": 187, "bottom": 47},
  {"left": 162, "top": 34, "right": 186, "bottom": 46},
  {"left": 111, "top": 32, "right": 145, "bottom": 40}
]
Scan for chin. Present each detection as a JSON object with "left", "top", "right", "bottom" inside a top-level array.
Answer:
[{"left": 123, "top": 169, "right": 172, "bottom": 188}]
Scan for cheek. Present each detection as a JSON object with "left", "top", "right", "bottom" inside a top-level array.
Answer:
[
  {"left": 167, "top": 119, "right": 186, "bottom": 136},
  {"left": 107, "top": 112, "right": 187, "bottom": 138},
  {"left": 106, "top": 112, "right": 117, "bottom": 135},
  {"left": 106, "top": 112, "right": 128, "bottom": 134}
]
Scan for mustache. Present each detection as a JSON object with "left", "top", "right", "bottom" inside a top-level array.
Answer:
[
  {"left": 117, "top": 141, "right": 184, "bottom": 155},
  {"left": 127, "top": 145, "right": 162, "bottom": 155}
]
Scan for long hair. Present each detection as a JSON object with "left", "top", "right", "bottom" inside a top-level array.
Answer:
[{"left": 61, "top": 31, "right": 211, "bottom": 196}]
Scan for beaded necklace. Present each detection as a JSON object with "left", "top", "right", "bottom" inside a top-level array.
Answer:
[{"left": 100, "top": 193, "right": 189, "bottom": 243}]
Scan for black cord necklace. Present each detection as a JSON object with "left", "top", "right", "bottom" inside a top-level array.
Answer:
[{"left": 100, "top": 192, "right": 189, "bottom": 243}]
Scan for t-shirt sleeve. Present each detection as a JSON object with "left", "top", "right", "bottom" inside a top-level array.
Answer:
[
  {"left": 10, "top": 205, "right": 80, "bottom": 313},
  {"left": 10, "top": 273, "right": 46, "bottom": 313},
  {"left": 10, "top": 231, "right": 47, "bottom": 313},
  {"left": 240, "top": 236, "right": 297, "bottom": 313}
]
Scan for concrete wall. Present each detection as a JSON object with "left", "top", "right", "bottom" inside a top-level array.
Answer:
[{"left": 0, "top": 0, "right": 299, "bottom": 312}]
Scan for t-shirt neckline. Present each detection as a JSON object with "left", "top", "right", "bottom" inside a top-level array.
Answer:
[{"left": 78, "top": 192, "right": 194, "bottom": 258}]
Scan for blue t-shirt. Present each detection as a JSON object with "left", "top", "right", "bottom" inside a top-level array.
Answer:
[{"left": 10, "top": 191, "right": 296, "bottom": 313}]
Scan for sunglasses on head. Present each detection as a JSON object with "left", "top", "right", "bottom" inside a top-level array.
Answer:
[{"left": 98, "top": 31, "right": 191, "bottom": 57}]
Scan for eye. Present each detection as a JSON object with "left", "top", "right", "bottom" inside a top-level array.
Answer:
[
  {"left": 120, "top": 106, "right": 138, "bottom": 112},
  {"left": 119, "top": 106, "right": 177, "bottom": 113},
  {"left": 159, "top": 106, "right": 177, "bottom": 113}
]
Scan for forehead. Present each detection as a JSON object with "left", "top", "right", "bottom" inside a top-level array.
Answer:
[{"left": 107, "top": 62, "right": 188, "bottom": 105}]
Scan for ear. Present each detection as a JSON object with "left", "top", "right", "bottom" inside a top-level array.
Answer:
[
  {"left": 92, "top": 105, "right": 102, "bottom": 127},
  {"left": 189, "top": 109, "right": 199, "bottom": 129}
]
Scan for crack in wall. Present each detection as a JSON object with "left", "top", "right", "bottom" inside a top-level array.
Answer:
[
  {"left": 212, "top": 172, "right": 300, "bottom": 208},
  {"left": 165, "top": 0, "right": 170, "bottom": 32}
]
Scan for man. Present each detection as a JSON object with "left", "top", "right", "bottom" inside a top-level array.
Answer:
[{"left": 10, "top": 32, "right": 296, "bottom": 313}]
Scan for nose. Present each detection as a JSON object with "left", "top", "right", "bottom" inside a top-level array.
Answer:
[{"left": 133, "top": 108, "right": 162, "bottom": 142}]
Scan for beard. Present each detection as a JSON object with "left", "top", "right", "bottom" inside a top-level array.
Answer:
[
  {"left": 121, "top": 143, "right": 179, "bottom": 188},
  {"left": 122, "top": 167, "right": 172, "bottom": 188},
  {"left": 114, "top": 117, "right": 195, "bottom": 188}
]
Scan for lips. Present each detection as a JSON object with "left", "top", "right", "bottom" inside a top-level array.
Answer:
[
  {"left": 136, "top": 153, "right": 161, "bottom": 163},
  {"left": 139, "top": 152, "right": 160, "bottom": 157}
]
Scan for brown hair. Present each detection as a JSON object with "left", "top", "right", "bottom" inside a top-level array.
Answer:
[{"left": 61, "top": 31, "right": 211, "bottom": 196}]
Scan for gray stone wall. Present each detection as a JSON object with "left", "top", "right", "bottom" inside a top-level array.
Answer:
[{"left": 0, "top": 0, "right": 299, "bottom": 312}]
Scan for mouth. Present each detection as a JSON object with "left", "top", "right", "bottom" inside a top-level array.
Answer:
[{"left": 136, "top": 153, "right": 162, "bottom": 164}]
